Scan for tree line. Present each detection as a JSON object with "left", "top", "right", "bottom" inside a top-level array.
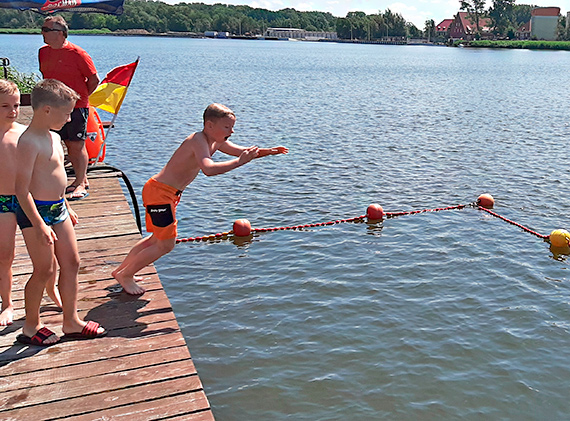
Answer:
[
  {"left": 0, "top": 0, "right": 423, "bottom": 39},
  {"left": 1, "top": 0, "right": 566, "bottom": 41}
]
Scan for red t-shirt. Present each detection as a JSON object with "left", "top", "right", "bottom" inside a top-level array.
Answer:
[{"left": 39, "top": 41, "right": 97, "bottom": 108}]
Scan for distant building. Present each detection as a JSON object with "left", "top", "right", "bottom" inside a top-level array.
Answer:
[
  {"left": 448, "top": 12, "right": 491, "bottom": 40},
  {"left": 516, "top": 21, "right": 531, "bottom": 40},
  {"left": 530, "top": 7, "right": 560, "bottom": 40},
  {"left": 204, "top": 31, "right": 230, "bottom": 38},
  {"left": 265, "top": 27, "right": 337, "bottom": 41},
  {"left": 436, "top": 19, "right": 453, "bottom": 38}
]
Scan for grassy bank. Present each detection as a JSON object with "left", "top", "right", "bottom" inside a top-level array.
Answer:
[{"left": 458, "top": 40, "right": 570, "bottom": 50}]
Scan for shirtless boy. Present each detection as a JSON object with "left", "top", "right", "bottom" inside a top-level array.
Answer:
[
  {"left": 15, "top": 79, "right": 105, "bottom": 346},
  {"left": 112, "top": 103, "right": 288, "bottom": 295},
  {"left": 0, "top": 80, "right": 61, "bottom": 327},
  {"left": 0, "top": 80, "right": 26, "bottom": 326}
]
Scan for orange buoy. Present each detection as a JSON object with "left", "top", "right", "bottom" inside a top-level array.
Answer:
[
  {"left": 367, "top": 203, "right": 384, "bottom": 220},
  {"left": 477, "top": 194, "right": 494, "bottom": 209},
  {"left": 549, "top": 229, "right": 570, "bottom": 247},
  {"left": 85, "top": 106, "right": 106, "bottom": 164},
  {"left": 233, "top": 219, "right": 252, "bottom": 237}
]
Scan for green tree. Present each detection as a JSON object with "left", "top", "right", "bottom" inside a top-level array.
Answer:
[
  {"left": 406, "top": 22, "right": 422, "bottom": 38},
  {"left": 460, "top": 0, "right": 486, "bottom": 33},
  {"left": 424, "top": 19, "right": 436, "bottom": 41},
  {"left": 488, "top": 0, "right": 514, "bottom": 36},
  {"left": 511, "top": 4, "right": 534, "bottom": 26}
]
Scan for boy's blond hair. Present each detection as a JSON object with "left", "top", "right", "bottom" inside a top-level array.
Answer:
[
  {"left": 203, "top": 103, "right": 235, "bottom": 124},
  {"left": 43, "top": 15, "right": 68, "bottom": 37},
  {"left": 0, "top": 79, "right": 18, "bottom": 96},
  {"left": 31, "top": 79, "right": 79, "bottom": 110}
]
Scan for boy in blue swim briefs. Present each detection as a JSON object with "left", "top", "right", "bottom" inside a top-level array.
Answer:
[
  {"left": 0, "top": 80, "right": 62, "bottom": 328},
  {"left": 15, "top": 79, "right": 106, "bottom": 346},
  {"left": 0, "top": 79, "right": 26, "bottom": 326}
]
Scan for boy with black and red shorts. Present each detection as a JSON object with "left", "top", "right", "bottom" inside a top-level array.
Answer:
[{"left": 112, "top": 103, "right": 288, "bottom": 295}]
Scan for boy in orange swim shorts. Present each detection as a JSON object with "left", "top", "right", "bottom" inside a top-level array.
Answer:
[{"left": 112, "top": 103, "right": 288, "bottom": 295}]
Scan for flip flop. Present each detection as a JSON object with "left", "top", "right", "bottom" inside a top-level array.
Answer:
[
  {"left": 66, "top": 184, "right": 89, "bottom": 193},
  {"left": 68, "top": 190, "right": 89, "bottom": 201},
  {"left": 16, "top": 327, "right": 60, "bottom": 346},
  {"left": 63, "top": 321, "right": 107, "bottom": 340}
]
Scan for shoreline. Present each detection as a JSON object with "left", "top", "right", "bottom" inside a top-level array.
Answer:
[{"left": 2, "top": 30, "right": 570, "bottom": 50}]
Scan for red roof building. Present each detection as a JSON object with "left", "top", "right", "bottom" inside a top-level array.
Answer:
[
  {"left": 448, "top": 12, "right": 492, "bottom": 40},
  {"left": 516, "top": 20, "right": 531, "bottom": 40},
  {"left": 436, "top": 19, "right": 453, "bottom": 37}
]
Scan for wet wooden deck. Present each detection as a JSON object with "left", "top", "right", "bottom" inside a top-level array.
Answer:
[{"left": 0, "top": 169, "right": 214, "bottom": 420}]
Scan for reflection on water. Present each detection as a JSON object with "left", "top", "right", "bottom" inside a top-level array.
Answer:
[{"left": 3, "top": 35, "right": 570, "bottom": 419}]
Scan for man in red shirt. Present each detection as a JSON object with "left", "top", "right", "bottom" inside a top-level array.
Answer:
[{"left": 39, "top": 16, "right": 99, "bottom": 200}]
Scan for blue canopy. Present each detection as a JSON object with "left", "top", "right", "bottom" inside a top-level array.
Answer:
[{"left": 0, "top": 0, "right": 124, "bottom": 14}]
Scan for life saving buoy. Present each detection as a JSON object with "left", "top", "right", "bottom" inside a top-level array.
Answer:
[{"left": 85, "top": 106, "right": 106, "bottom": 164}]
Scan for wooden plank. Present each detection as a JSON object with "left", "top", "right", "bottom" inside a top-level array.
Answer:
[
  {"left": 1, "top": 382, "right": 211, "bottom": 421},
  {"left": 0, "top": 360, "right": 200, "bottom": 411},
  {"left": 0, "top": 173, "right": 214, "bottom": 419}
]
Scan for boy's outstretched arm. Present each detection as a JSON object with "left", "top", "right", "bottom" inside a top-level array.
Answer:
[
  {"left": 256, "top": 146, "right": 289, "bottom": 158},
  {"left": 219, "top": 140, "right": 288, "bottom": 159},
  {"left": 196, "top": 139, "right": 259, "bottom": 177}
]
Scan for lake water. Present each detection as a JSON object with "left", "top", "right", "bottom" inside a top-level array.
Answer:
[{"left": 3, "top": 34, "right": 570, "bottom": 419}]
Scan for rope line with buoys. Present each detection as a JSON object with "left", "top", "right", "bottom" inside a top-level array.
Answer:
[
  {"left": 174, "top": 193, "right": 570, "bottom": 250},
  {"left": 476, "top": 206, "right": 549, "bottom": 240}
]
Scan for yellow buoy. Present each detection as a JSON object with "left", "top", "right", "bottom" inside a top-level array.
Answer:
[{"left": 549, "top": 229, "right": 570, "bottom": 247}]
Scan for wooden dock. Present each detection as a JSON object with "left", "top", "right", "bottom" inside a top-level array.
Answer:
[{"left": 0, "top": 169, "right": 214, "bottom": 420}]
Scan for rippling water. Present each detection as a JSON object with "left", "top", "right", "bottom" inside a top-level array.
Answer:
[{"left": 4, "top": 34, "right": 570, "bottom": 419}]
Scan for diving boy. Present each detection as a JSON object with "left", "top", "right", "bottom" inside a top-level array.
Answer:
[
  {"left": 0, "top": 79, "right": 61, "bottom": 326},
  {"left": 112, "top": 103, "right": 288, "bottom": 295},
  {"left": 15, "top": 79, "right": 105, "bottom": 346}
]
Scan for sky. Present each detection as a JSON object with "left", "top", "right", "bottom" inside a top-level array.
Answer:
[{"left": 163, "top": 0, "right": 570, "bottom": 29}]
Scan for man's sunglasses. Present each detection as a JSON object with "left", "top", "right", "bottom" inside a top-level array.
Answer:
[{"left": 41, "top": 27, "right": 62, "bottom": 33}]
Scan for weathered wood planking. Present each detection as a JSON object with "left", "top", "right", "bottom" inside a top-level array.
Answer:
[{"left": 0, "top": 170, "right": 214, "bottom": 420}]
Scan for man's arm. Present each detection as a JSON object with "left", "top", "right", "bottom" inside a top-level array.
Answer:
[{"left": 86, "top": 73, "right": 100, "bottom": 96}]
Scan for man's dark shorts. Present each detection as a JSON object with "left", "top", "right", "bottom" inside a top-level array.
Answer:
[{"left": 57, "top": 107, "right": 89, "bottom": 142}]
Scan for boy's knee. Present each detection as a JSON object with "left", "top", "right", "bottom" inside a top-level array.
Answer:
[
  {"left": 62, "top": 254, "right": 80, "bottom": 273},
  {"left": 33, "top": 262, "right": 56, "bottom": 280},
  {"left": 0, "top": 248, "right": 14, "bottom": 267}
]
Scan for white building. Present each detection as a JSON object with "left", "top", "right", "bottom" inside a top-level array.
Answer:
[
  {"left": 530, "top": 7, "right": 560, "bottom": 40},
  {"left": 265, "top": 27, "right": 337, "bottom": 40}
]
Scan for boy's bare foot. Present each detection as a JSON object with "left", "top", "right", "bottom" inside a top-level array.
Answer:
[
  {"left": 111, "top": 268, "right": 143, "bottom": 282},
  {"left": 113, "top": 271, "right": 146, "bottom": 295},
  {"left": 46, "top": 286, "right": 63, "bottom": 308},
  {"left": 0, "top": 304, "right": 14, "bottom": 326}
]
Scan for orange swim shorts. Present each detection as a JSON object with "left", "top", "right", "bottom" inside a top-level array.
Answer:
[{"left": 142, "top": 178, "right": 182, "bottom": 240}]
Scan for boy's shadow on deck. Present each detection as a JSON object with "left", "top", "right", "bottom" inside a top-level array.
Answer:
[
  {"left": 86, "top": 282, "right": 179, "bottom": 339},
  {"left": 0, "top": 280, "right": 178, "bottom": 366}
]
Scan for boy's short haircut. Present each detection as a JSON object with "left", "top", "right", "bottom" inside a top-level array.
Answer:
[
  {"left": 203, "top": 103, "right": 235, "bottom": 124},
  {"left": 31, "top": 79, "right": 79, "bottom": 110},
  {"left": 0, "top": 79, "right": 18, "bottom": 96},
  {"left": 43, "top": 15, "right": 68, "bottom": 38}
]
